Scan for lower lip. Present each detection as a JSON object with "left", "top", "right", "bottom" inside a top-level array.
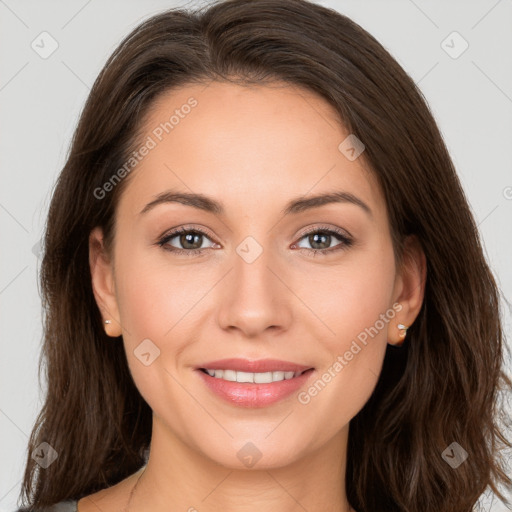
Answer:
[{"left": 196, "top": 369, "right": 315, "bottom": 408}]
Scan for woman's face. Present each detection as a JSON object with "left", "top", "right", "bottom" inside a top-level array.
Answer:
[{"left": 91, "top": 81, "right": 417, "bottom": 469}]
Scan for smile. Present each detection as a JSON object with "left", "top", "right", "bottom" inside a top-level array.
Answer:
[
  {"left": 199, "top": 368, "right": 309, "bottom": 383},
  {"left": 196, "top": 366, "right": 315, "bottom": 408}
]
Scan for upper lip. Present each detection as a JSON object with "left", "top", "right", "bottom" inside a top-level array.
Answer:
[{"left": 197, "top": 358, "right": 313, "bottom": 373}]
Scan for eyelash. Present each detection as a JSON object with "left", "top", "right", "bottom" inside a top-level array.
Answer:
[{"left": 157, "top": 225, "right": 353, "bottom": 257}]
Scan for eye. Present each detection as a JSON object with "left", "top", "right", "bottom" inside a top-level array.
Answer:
[
  {"left": 157, "top": 226, "right": 218, "bottom": 256},
  {"left": 293, "top": 225, "right": 353, "bottom": 256},
  {"left": 157, "top": 224, "right": 353, "bottom": 257}
]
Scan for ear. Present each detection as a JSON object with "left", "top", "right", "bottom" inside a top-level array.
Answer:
[
  {"left": 89, "top": 226, "right": 122, "bottom": 337},
  {"left": 388, "top": 235, "right": 426, "bottom": 346}
]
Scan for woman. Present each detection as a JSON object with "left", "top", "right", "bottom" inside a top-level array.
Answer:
[{"left": 16, "top": 0, "right": 511, "bottom": 511}]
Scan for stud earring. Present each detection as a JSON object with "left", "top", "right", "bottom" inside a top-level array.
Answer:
[
  {"left": 103, "top": 319, "right": 122, "bottom": 338},
  {"left": 396, "top": 323, "right": 408, "bottom": 346}
]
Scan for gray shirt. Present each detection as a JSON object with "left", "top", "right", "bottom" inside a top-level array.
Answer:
[{"left": 15, "top": 500, "right": 78, "bottom": 512}]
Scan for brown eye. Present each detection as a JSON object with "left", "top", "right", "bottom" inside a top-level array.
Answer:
[
  {"left": 158, "top": 227, "right": 217, "bottom": 256},
  {"left": 293, "top": 227, "right": 353, "bottom": 256}
]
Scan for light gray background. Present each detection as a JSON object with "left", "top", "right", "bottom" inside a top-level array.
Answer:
[{"left": 1, "top": 0, "right": 511, "bottom": 510}]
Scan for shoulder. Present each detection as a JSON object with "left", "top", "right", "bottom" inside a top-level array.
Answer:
[
  {"left": 15, "top": 500, "right": 78, "bottom": 512},
  {"left": 16, "top": 466, "right": 144, "bottom": 512},
  {"left": 77, "top": 466, "right": 146, "bottom": 512}
]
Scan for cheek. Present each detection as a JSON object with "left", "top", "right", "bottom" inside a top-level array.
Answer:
[
  {"left": 116, "top": 269, "right": 169, "bottom": 338},
  {"left": 114, "top": 241, "right": 199, "bottom": 338},
  {"left": 297, "top": 242, "right": 396, "bottom": 415},
  {"left": 302, "top": 240, "right": 396, "bottom": 344},
  {"left": 112, "top": 250, "right": 196, "bottom": 409},
  {"left": 113, "top": 245, "right": 211, "bottom": 383}
]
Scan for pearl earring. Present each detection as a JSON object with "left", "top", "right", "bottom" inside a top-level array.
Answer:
[{"left": 396, "top": 323, "right": 408, "bottom": 346}]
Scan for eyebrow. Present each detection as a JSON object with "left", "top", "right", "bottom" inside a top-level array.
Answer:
[{"left": 139, "top": 189, "right": 372, "bottom": 217}]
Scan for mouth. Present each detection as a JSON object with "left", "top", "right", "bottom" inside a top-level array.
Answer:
[
  {"left": 194, "top": 359, "right": 316, "bottom": 408},
  {"left": 198, "top": 367, "right": 314, "bottom": 383}
]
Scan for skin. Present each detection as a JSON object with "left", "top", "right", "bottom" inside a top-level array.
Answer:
[{"left": 85, "top": 81, "right": 426, "bottom": 512}]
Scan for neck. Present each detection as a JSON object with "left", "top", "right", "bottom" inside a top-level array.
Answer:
[{"left": 126, "top": 419, "right": 352, "bottom": 512}]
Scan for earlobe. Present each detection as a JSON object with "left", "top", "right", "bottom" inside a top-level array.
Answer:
[
  {"left": 388, "top": 235, "right": 426, "bottom": 346},
  {"left": 89, "top": 227, "right": 122, "bottom": 337}
]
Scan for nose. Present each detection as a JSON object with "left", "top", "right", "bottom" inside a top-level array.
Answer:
[{"left": 216, "top": 245, "right": 293, "bottom": 338}]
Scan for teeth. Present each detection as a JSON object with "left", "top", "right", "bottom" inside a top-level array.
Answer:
[{"left": 204, "top": 369, "right": 303, "bottom": 383}]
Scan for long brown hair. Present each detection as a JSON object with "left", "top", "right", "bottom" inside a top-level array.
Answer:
[{"left": 18, "top": 0, "right": 511, "bottom": 510}]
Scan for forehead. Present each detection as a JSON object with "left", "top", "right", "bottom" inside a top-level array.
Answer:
[{"left": 118, "top": 80, "right": 385, "bottom": 221}]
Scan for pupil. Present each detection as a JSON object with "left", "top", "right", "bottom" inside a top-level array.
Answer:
[
  {"left": 182, "top": 233, "right": 201, "bottom": 249},
  {"left": 311, "top": 233, "right": 329, "bottom": 250}
]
